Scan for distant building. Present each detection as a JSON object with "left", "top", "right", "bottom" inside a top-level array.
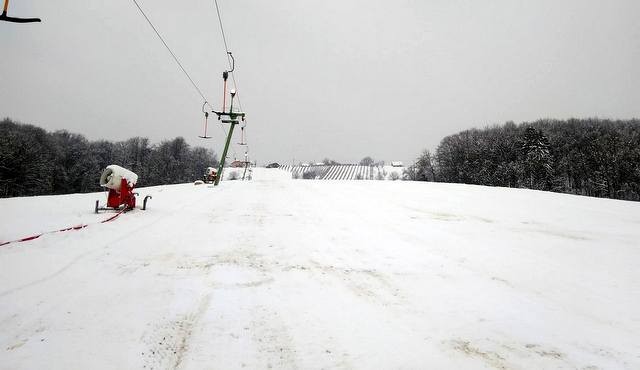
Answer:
[{"left": 391, "top": 161, "right": 404, "bottom": 167}]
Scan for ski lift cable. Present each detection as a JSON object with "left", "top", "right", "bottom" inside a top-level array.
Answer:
[
  {"left": 213, "top": 0, "right": 231, "bottom": 57},
  {"left": 212, "top": 0, "right": 248, "bottom": 126},
  {"left": 132, "top": 0, "right": 212, "bottom": 108},
  {"left": 213, "top": 0, "right": 253, "bottom": 161}
]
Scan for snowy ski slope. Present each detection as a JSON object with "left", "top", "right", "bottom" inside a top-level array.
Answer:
[
  {"left": 279, "top": 165, "right": 404, "bottom": 180},
  {"left": 1, "top": 169, "right": 639, "bottom": 369}
]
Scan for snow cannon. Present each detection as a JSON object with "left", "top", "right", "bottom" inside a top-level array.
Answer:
[
  {"left": 95, "top": 165, "right": 150, "bottom": 213},
  {"left": 203, "top": 167, "right": 218, "bottom": 184}
]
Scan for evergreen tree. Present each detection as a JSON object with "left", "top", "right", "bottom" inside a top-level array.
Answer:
[{"left": 519, "top": 126, "right": 552, "bottom": 189}]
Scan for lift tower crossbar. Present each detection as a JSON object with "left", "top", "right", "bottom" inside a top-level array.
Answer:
[{"left": 212, "top": 90, "right": 245, "bottom": 186}]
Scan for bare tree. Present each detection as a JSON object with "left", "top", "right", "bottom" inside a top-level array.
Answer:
[{"left": 359, "top": 156, "right": 374, "bottom": 166}]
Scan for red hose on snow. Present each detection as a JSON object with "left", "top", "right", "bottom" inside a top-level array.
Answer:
[{"left": 0, "top": 209, "right": 127, "bottom": 247}]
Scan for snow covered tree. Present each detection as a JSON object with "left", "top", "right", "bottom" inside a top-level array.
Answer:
[
  {"left": 49, "top": 130, "right": 94, "bottom": 194},
  {"left": 188, "top": 147, "right": 218, "bottom": 182},
  {"left": 0, "top": 119, "right": 221, "bottom": 197},
  {"left": 429, "top": 119, "right": 640, "bottom": 200},
  {"left": 322, "top": 158, "right": 340, "bottom": 165},
  {"left": 359, "top": 156, "right": 374, "bottom": 166},
  {"left": 519, "top": 126, "right": 552, "bottom": 189},
  {"left": 0, "top": 119, "right": 55, "bottom": 196},
  {"left": 406, "top": 150, "right": 437, "bottom": 181}
]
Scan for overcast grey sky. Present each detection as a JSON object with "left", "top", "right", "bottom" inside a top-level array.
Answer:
[{"left": 1, "top": 0, "right": 639, "bottom": 165}]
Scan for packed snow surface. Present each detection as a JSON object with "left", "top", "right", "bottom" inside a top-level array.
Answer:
[{"left": 1, "top": 169, "right": 639, "bottom": 369}]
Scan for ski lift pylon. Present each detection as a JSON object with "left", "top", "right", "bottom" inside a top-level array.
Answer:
[{"left": 0, "top": 0, "right": 41, "bottom": 23}]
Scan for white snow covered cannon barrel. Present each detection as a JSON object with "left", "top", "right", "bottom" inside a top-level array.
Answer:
[
  {"left": 95, "top": 165, "right": 150, "bottom": 212},
  {"left": 100, "top": 165, "right": 138, "bottom": 190}
]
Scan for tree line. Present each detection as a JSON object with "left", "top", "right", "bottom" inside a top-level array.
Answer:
[
  {"left": 406, "top": 118, "right": 640, "bottom": 201},
  {"left": 0, "top": 118, "right": 218, "bottom": 197}
]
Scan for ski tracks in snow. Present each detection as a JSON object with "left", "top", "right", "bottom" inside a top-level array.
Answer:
[
  {"left": 0, "top": 187, "right": 212, "bottom": 298},
  {"left": 2, "top": 177, "right": 639, "bottom": 369}
]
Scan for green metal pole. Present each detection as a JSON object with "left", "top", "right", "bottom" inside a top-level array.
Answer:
[
  {"left": 242, "top": 162, "right": 248, "bottom": 180},
  {"left": 214, "top": 95, "right": 236, "bottom": 186},
  {"left": 215, "top": 122, "right": 237, "bottom": 186}
]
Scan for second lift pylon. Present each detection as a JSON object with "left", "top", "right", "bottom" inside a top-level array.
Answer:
[{"left": 210, "top": 52, "right": 246, "bottom": 186}]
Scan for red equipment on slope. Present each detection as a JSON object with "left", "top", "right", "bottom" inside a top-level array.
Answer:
[
  {"left": 106, "top": 177, "right": 137, "bottom": 209},
  {"left": 203, "top": 167, "right": 218, "bottom": 184},
  {"left": 95, "top": 165, "right": 151, "bottom": 213}
]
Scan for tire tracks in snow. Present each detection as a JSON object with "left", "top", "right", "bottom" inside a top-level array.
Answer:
[{"left": 141, "top": 293, "right": 213, "bottom": 370}]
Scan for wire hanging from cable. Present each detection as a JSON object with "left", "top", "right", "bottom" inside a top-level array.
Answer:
[
  {"left": 212, "top": 0, "right": 252, "bottom": 163},
  {"left": 212, "top": 0, "right": 246, "bottom": 120},
  {"left": 212, "top": 0, "right": 248, "bottom": 162},
  {"left": 132, "top": 0, "right": 211, "bottom": 107}
]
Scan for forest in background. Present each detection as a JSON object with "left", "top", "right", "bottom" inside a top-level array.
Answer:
[
  {"left": 3, "top": 117, "right": 640, "bottom": 201},
  {"left": 406, "top": 118, "right": 640, "bottom": 201},
  {"left": 0, "top": 118, "right": 218, "bottom": 197}
]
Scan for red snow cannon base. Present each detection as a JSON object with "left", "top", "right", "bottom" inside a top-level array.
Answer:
[{"left": 106, "top": 178, "right": 136, "bottom": 210}]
